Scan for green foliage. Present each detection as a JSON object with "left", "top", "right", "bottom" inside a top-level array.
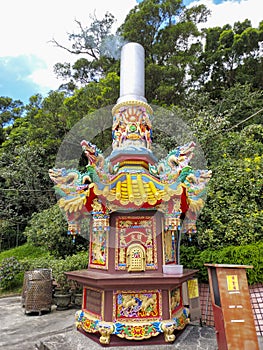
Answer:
[
  {"left": 197, "top": 125, "right": 263, "bottom": 249},
  {"left": 0, "top": 92, "right": 69, "bottom": 241},
  {"left": 0, "top": 97, "right": 24, "bottom": 145},
  {"left": 0, "top": 219, "right": 23, "bottom": 252},
  {"left": 0, "top": 257, "right": 22, "bottom": 290},
  {"left": 53, "top": 12, "right": 117, "bottom": 87},
  {"left": 0, "top": 243, "right": 48, "bottom": 262},
  {"left": 24, "top": 204, "right": 87, "bottom": 258},
  {"left": 50, "top": 252, "right": 87, "bottom": 292},
  {"left": 181, "top": 242, "right": 263, "bottom": 285},
  {"left": 65, "top": 72, "right": 119, "bottom": 113},
  {"left": 219, "top": 83, "right": 263, "bottom": 126},
  {"left": 195, "top": 20, "right": 263, "bottom": 96},
  {"left": 0, "top": 243, "right": 87, "bottom": 294},
  {"left": 0, "top": 145, "right": 56, "bottom": 233},
  {"left": 0, "top": 244, "right": 52, "bottom": 293},
  {"left": 22, "top": 251, "right": 87, "bottom": 293}
]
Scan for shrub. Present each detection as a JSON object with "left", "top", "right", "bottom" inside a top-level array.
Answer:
[
  {"left": 24, "top": 204, "right": 87, "bottom": 258},
  {"left": 0, "top": 246, "right": 88, "bottom": 294},
  {"left": 21, "top": 251, "right": 88, "bottom": 293},
  {"left": 0, "top": 257, "right": 23, "bottom": 290},
  {"left": 51, "top": 251, "right": 88, "bottom": 292},
  {"left": 181, "top": 242, "right": 263, "bottom": 285}
]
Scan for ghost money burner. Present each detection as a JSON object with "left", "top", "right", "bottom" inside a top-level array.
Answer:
[{"left": 49, "top": 42, "right": 211, "bottom": 346}]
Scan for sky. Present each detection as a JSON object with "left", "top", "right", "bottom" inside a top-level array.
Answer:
[{"left": 0, "top": 0, "right": 261, "bottom": 104}]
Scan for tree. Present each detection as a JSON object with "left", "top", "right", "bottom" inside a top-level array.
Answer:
[
  {"left": 24, "top": 204, "right": 87, "bottom": 258},
  {"left": 0, "top": 92, "right": 69, "bottom": 246},
  {"left": 52, "top": 12, "right": 118, "bottom": 89},
  {"left": 193, "top": 20, "right": 263, "bottom": 97},
  {"left": 64, "top": 71, "right": 119, "bottom": 112},
  {"left": 150, "top": 85, "right": 263, "bottom": 249},
  {"left": 0, "top": 145, "right": 56, "bottom": 236},
  {"left": 178, "top": 85, "right": 263, "bottom": 248},
  {"left": 217, "top": 83, "right": 263, "bottom": 127},
  {"left": 197, "top": 125, "right": 263, "bottom": 249},
  {"left": 118, "top": 0, "right": 210, "bottom": 104},
  {"left": 180, "top": 83, "right": 263, "bottom": 160},
  {"left": 0, "top": 97, "right": 24, "bottom": 145}
]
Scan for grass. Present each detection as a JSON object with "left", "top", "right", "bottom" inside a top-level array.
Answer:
[
  {"left": 0, "top": 243, "right": 49, "bottom": 262},
  {"left": 0, "top": 243, "right": 88, "bottom": 297},
  {"left": 0, "top": 243, "right": 51, "bottom": 297}
]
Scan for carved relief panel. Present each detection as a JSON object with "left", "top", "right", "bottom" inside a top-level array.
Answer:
[
  {"left": 115, "top": 216, "right": 157, "bottom": 271},
  {"left": 169, "top": 287, "right": 182, "bottom": 318},
  {"left": 113, "top": 289, "right": 162, "bottom": 321},
  {"left": 89, "top": 216, "right": 109, "bottom": 269}
]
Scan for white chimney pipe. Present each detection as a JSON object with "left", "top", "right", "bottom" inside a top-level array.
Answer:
[{"left": 117, "top": 42, "right": 147, "bottom": 104}]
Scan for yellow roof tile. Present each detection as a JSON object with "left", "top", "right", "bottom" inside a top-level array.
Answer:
[{"left": 93, "top": 173, "right": 182, "bottom": 206}]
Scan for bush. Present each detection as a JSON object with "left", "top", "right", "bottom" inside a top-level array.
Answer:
[
  {"left": 22, "top": 251, "right": 88, "bottom": 293},
  {"left": 51, "top": 251, "right": 88, "bottom": 292},
  {"left": 181, "top": 242, "right": 263, "bottom": 285},
  {"left": 0, "top": 245, "right": 88, "bottom": 295},
  {"left": 0, "top": 257, "right": 23, "bottom": 290},
  {"left": 0, "top": 245, "right": 53, "bottom": 295},
  {"left": 24, "top": 204, "right": 87, "bottom": 258}
]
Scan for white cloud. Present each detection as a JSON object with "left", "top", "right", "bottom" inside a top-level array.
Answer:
[
  {"left": 27, "top": 68, "right": 59, "bottom": 95},
  {"left": 0, "top": 0, "right": 261, "bottom": 99},
  {"left": 192, "top": 0, "right": 262, "bottom": 28},
  {"left": 1, "top": 0, "right": 137, "bottom": 56},
  {"left": 1, "top": 0, "right": 137, "bottom": 91}
]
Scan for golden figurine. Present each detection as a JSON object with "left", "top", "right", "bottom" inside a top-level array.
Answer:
[
  {"left": 146, "top": 247, "right": 153, "bottom": 264},
  {"left": 161, "top": 322, "right": 176, "bottom": 342},
  {"left": 119, "top": 247, "right": 126, "bottom": 264},
  {"left": 164, "top": 230, "right": 173, "bottom": 261},
  {"left": 98, "top": 323, "right": 114, "bottom": 344}
]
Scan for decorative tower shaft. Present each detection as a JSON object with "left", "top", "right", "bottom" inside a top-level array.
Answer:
[{"left": 49, "top": 41, "right": 211, "bottom": 346}]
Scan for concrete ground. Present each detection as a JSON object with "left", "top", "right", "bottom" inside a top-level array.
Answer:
[{"left": 0, "top": 296, "right": 262, "bottom": 350}]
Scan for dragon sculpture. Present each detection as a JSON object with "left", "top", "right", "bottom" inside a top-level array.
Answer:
[
  {"left": 49, "top": 139, "right": 116, "bottom": 217},
  {"left": 81, "top": 140, "right": 119, "bottom": 179},
  {"left": 182, "top": 168, "right": 212, "bottom": 233},
  {"left": 81, "top": 140, "right": 104, "bottom": 169},
  {"left": 48, "top": 167, "right": 91, "bottom": 214},
  {"left": 149, "top": 141, "right": 196, "bottom": 181},
  {"left": 49, "top": 138, "right": 211, "bottom": 236}
]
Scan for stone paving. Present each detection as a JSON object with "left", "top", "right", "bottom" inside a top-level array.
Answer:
[
  {"left": 37, "top": 325, "right": 218, "bottom": 350},
  {"left": 0, "top": 296, "right": 262, "bottom": 350}
]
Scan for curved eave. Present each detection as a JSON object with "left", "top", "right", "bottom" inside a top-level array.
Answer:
[{"left": 92, "top": 173, "right": 183, "bottom": 207}]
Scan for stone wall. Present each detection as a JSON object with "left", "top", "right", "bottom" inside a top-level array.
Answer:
[{"left": 198, "top": 283, "right": 263, "bottom": 336}]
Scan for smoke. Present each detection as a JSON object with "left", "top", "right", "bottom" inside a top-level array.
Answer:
[{"left": 100, "top": 35, "right": 128, "bottom": 60}]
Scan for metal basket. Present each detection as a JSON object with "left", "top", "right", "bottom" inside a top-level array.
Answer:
[{"left": 22, "top": 268, "right": 52, "bottom": 315}]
